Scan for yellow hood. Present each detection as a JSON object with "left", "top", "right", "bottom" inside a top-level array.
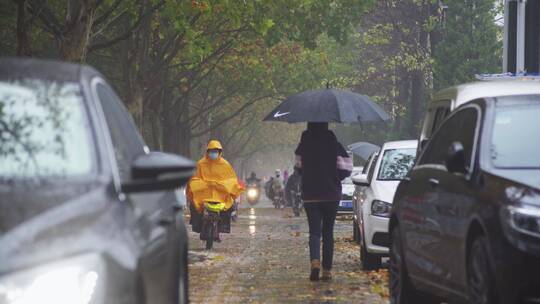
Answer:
[
  {"left": 207, "top": 140, "right": 223, "bottom": 151},
  {"left": 187, "top": 141, "right": 243, "bottom": 213}
]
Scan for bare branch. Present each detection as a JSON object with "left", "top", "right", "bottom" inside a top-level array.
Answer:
[
  {"left": 88, "top": 0, "right": 165, "bottom": 52},
  {"left": 92, "top": 0, "right": 123, "bottom": 27},
  {"left": 191, "top": 95, "right": 271, "bottom": 137}
]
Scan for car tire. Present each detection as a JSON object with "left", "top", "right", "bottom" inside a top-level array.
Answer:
[
  {"left": 389, "top": 226, "right": 437, "bottom": 304},
  {"left": 353, "top": 219, "right": 359, "bottom": 242},
  {"left": 360, "top": 227, "right": 381, "bottom": 270},
  {"left": 467, "top": 236, "right": 497, "bottom": 304},
  {"left": 177, "top": 245, "right": 189, "bottom": 304}
]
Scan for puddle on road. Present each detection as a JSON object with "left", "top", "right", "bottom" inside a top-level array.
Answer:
[
  {"left": 248, "top": 208, "right": 257, "bottom": 220},
  {"left": 286, "top": 224, "right": 301, "bottom": 231},
  {"left": 249, "top": 208, "right": 256, "bottom": 236}
]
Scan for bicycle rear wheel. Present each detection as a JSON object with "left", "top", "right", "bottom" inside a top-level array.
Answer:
[{"left": 205, "top": 223, "right": 214, "bottom": 250}]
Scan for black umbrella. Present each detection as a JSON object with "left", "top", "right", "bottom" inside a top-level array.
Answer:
[
  {"left": 263, "top": 88, "right": 389, "bottom": 123},
  {"left": 348, "top": 142, "right": 380, "bottom": 160}
]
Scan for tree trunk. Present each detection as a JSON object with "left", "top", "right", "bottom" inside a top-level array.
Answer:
[
  {"left": 128, "top": 86, "right": 144, "bottom": 127},
  {"left": 162, "top": 108, "right": 192, "bottom": 157},
  {"left": 409, "top": 70, "right": 424, "bottom": 137},
  {"left": 393, "top": 71, "right": 410, "bottom": 136},
  {"left": 15, "top": 0, "right": 31, "bottom": 56},
  {"left": 59, "top": 0, "right": 97, "bottom": 62}
]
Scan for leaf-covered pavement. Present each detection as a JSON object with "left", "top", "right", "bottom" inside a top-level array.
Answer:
[{"left": 187, "top": 207, "right": 389, "bottom": 303}]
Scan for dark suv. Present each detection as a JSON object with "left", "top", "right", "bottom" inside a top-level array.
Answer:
[
  {"left": 389, "top": 94, "right": 540, "bottom": 304},
  {"left": 0, "top": 58, "right": 193, "bottom": 304}
]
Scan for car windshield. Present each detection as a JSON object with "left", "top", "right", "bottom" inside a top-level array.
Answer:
[
  {"left": 0, "top": 79, "right": 94, "bottom": 179},
  {"left": 377, "top": 148, "right": 416, "bottom": 180},
  {"left": 491, "top": 95, "right": 540, "bottom": 169}
]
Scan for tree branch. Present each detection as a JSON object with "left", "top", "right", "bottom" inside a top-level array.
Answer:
[
  {"left": 191, "top": 95, "right": 271, "bottom": 137},
  {"left": 88, "top": 0, "right": 165, "bottom": 52},
  {"left": 92, "top": 0, "right": 123, "bottom": 27}
]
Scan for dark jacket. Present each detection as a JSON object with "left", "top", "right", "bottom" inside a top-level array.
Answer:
[
  {"left": 285, "top": 171, "right": 301, "bottom": 204},
  {"left": 294, "top": 129, "right": 352, "bottom": 202}
]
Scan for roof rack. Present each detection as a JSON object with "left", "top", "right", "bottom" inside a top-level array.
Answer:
[{"left": 475, "top": 73, "right": 540, "bottom": 81}]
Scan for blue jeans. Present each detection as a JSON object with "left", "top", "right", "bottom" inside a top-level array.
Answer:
[{"left": 304, "top": 201, "right": 339, "bottom": 270}]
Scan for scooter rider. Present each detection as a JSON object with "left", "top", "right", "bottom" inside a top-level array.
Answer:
[
  {"left": 285, "top": 167, "right": 302, "bottom": 211},
  {"left": 246, "top": 172, "right": 261, "bottom": 186},
  {"left": 272, "top": 169, "right": 285, "bottom": 207},
  {"left": 186, "top": 140, "right": 243, "bottom": 237}
]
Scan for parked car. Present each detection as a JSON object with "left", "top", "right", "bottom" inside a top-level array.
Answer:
[
  {"left": 352, "top": 152, "right": 378, "bottom": 243},
  {"left": 390, "top": 94, "right": 540, "bottom": 303},
  {"left": 338, "top": 166, "right": 363, "bottom": 215},
  {"left": 352, "top": 140, "right": 417, "bottom": 269},
  {"left": 0, "top": 58, "right": 193, "bottom": 304},
  {"left": 418, "top": 80, "right": 540, "bottom": 153}
]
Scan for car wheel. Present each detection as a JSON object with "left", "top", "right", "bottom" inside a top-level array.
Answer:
[
  {"left": 353, "top": 219, "right": 359, "bottom": 242},
  {"left": 360, "top": 227, "right": 381, "bottom": 270},
  {"left": 135, "top": 273, "right": 146, "bottom": 304},
  {"left": 467, "top": 236, "right": 496, "bottom": 304},
  {"left": 177, "top": 246, "right": 189, "bottom": 304},
  {"left": 355, "top": 221, "right": 362, "bottom": 245},
  {"left": 390, "top": 226, "right": 436, "bottom": 304}
]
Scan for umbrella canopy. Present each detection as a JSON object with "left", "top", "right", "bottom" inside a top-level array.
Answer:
[
  {"left": 348, "top": 142, "right": 380, "bottom": 160},
  {"left": 263, "top": 89, "right": 389, "bottom": 123}
]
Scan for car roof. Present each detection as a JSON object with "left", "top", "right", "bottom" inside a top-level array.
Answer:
[
  {"left": 432, "top": 80, "right": 540, "bottom": 108},
  {"left": 381, "top": 140, "right": 418, "bottom": 150},
  {"left": 0, "top": 57, "right": 99, "bottom": 82}
]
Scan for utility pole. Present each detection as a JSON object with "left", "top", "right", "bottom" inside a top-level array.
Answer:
[{"left": 503, "top": 0, "right": 540, "bottom": 74}]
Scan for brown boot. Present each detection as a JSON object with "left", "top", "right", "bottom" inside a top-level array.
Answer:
[
  {"left": 321, "top": 269, "right": 332, "bottom": 281},
  {"left": 310, "top": 259, "right": 321, "bottom": 281}
]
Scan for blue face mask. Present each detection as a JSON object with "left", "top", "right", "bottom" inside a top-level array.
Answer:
[{"left": 208, "top": 151, "right": 220, "bottom": 160}]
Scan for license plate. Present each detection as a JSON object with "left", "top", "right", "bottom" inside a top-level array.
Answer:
[{"left": 340, "top": 201, "right": 352, "bottom": 208}]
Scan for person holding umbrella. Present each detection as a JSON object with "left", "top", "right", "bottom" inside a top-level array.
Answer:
[
  {"left": 264, "top": 86, "right": 390, "bottom": 281},
  {"left": 294, "top": 122, "right": 352, "bottom": 281}
]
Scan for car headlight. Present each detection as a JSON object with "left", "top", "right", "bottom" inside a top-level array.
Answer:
[
  {"left": 371, "top": 200, "right": 392, "bottom": 218},
  {"left": 506, "top": 205, "right": 540, "bottom": 238},
  {"left": 0, "top": 253, "right": 103, "bottom": 304},
  {"left": 247, "top": 188, "right": 259, "bottom": 199}
]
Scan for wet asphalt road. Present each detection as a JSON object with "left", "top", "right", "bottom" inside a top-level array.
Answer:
[{"left": 186, "top": 199, "right": 388, "bottom": 303}]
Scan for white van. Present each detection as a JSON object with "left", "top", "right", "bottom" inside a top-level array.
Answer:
[{"left": 419, "top": 80, "right": 540, "bottom": 151}]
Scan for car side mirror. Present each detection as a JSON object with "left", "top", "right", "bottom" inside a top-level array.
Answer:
[
  {"left": 352, "top": 173, "right": 370, "bottom": 187},
  {"left": 446, "top": 142, "right": 467, "bottom": 174},
  {"left": 121, "top": 152, "right": 195, "bottom": 193}
]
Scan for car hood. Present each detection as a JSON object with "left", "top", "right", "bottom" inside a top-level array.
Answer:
[
  {"left": 342, "top": 184, "right": 355, "bottom": 197},
  {"left": 0, "top": 182, "right": 138, "bottom": 274},
  {"left": 492, "top": 169, "right": 540, "bottom": 191},
  {"left": 372, "top": 180, "right": 400, "bottom": 204},
  {"left": 0, "top": 182, "right": 97, "bottom": 234}
]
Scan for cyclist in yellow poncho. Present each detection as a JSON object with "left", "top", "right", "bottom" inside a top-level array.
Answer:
[{"left": 186, "top": 140, "right": 244, "bottom": 232}]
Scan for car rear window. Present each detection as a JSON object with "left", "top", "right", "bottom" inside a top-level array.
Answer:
[
  {"left": 377, "top": 148, "right": 416, "bottom": 181},
  {"left": 491, "top": 95, "right": 540, "bottom": 169},
  {"left": 0, "top": 79, "right": 94, "bottom": 179}
]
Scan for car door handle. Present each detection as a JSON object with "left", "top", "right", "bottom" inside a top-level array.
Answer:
[
  {"left": 428, "top": 178, "right": 439, "bottom": 187},
  {"left": 158, "top": 216, "right": 174, "bottom": 226},
  {"left": 172, "top": 203, "right": 184, "bottom": 212}
]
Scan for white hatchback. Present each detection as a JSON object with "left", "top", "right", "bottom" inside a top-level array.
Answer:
[{"left": 352, "top": 140, "right": 417, "bottom": 269}]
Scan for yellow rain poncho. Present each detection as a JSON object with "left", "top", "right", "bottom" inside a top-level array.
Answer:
[{"left": 187, "top": 140, "right": 244, "bottom": 213}]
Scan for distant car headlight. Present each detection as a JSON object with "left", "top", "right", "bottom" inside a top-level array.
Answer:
[
  {"left": 505, "top": 205, "right": 540, "bottom": 238},
  {"left": 0, "top": 253, "right": 103, "bottom": 304},
  {"left": 371, "top": 200, "right": 392, "bottom": 218},
  {"left": 247, "top": 188, "right": 259, "bottom": 199}
]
